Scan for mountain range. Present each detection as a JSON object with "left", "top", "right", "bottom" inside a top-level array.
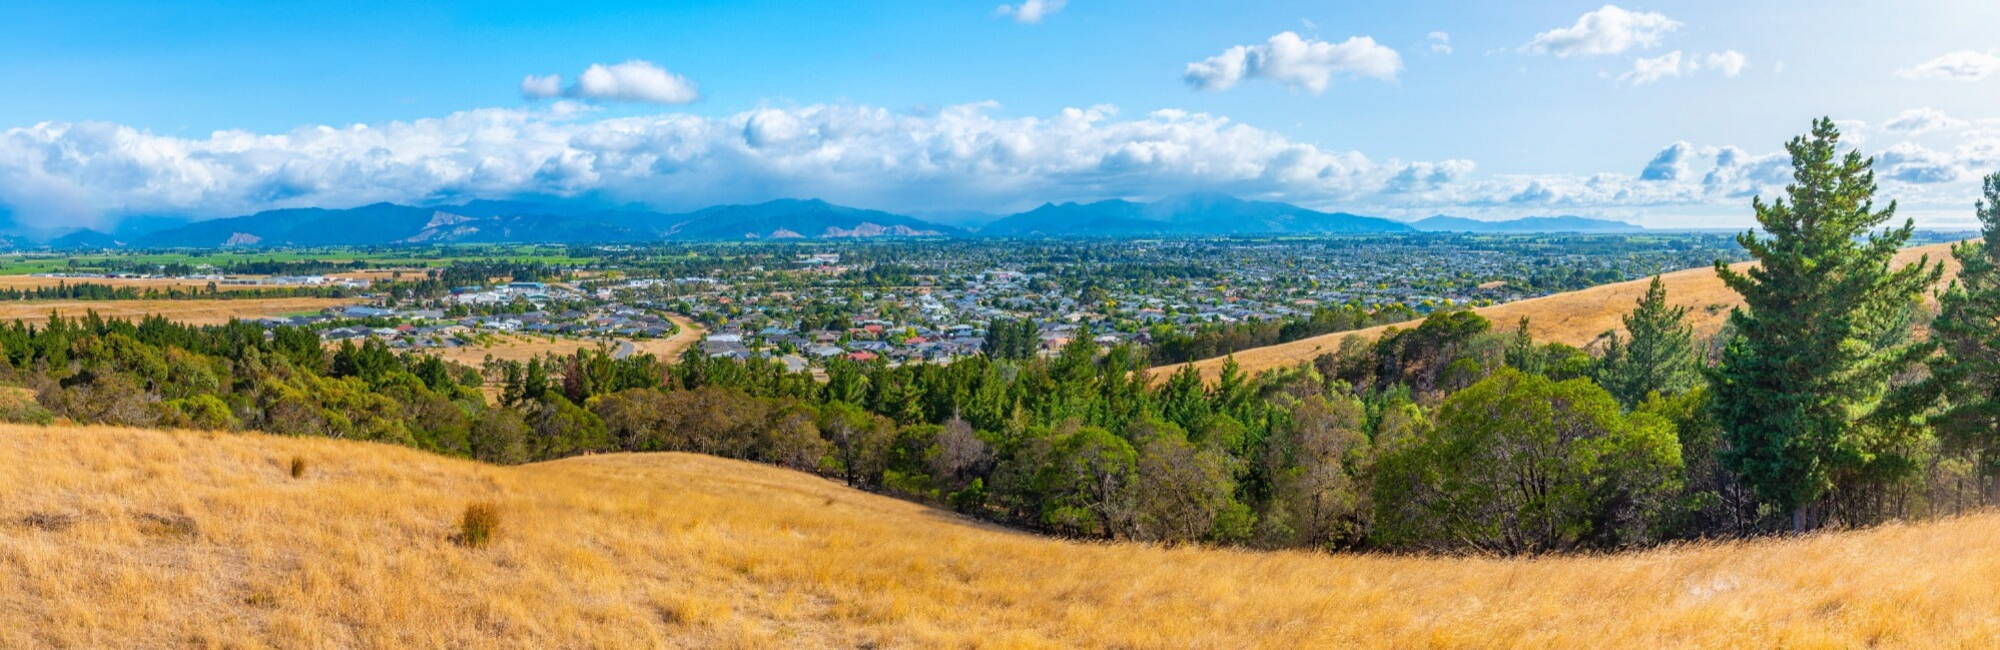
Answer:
[
  {"left": 1410, "top": 214, "right": 1643, "bottom": 233},
  {"left": 24, "top": 194, "right": 1650, "bottom": 249}
]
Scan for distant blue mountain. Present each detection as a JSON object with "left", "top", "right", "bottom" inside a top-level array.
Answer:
[
  {"left": 978, "top": 192, "right": 1414, "bottom": 237},
  {"left": 7, "top": 194, "right": 1652, "bottom": 248},
  {"left": 129, "top": 198, "right": 962, "bottom": 247},
  {"left": 47, "top": 229, "right": 125, "bottom": 250},
  {"left": 1410, "top": 215, "right": 1644, "bottom": 233}
]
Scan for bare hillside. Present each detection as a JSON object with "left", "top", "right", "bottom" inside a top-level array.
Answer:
[{"left": 3, "top": 423, "right": 1999, "bottom": 648}]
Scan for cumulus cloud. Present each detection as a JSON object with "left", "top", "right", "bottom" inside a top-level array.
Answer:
[
  {"left": 1897, "top": 50, "right": 2000, "bottom": 81},
  {"left": 993, "top": 0, "right": 1064, "bottom": 24},
  {"left": 1384, "top": 159, "right": 1475, "bottom": 193},
  {"left": 1617, "top": 50, "right": 1747, "bottom": 85},
  {"left": 519, "top": 60, "right": 699, "bottom": 104},
  {"left": 519, "top": 74, "right": 562, "bottom": 99},
  {"left": 1522, "top": 5, "right": 1679, "bottom": 57},
  {"left": 1879, "top": 142, "right": 1962, "bottom": 184},
  {"left": 1184, "top": 31, "right": 1401, "bottom": 94},
  {"left": 1703, "top": 50, "right": 1747, "bottom": 77},
  {"left": 1620, "top": 51, "right": 1687, "bottom": 85},
  {"left": 1640, "top": 141, "right": 1692, "bottom": 180},
  {"left": 1427, "top": 31, "right": 1452, "bottom": 54},
  {"left": 4, "top": 101, "right": 1990, "bottom": 230},
  {"left": 1884, "top": 108, "right": 1967, "bottom": 135},
  {"left": 0, "top": 102, "right": 1492, "bottom": 227}
]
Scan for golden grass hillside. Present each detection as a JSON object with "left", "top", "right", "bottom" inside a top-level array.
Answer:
[
  {"left": 1152, "top": 241, "right": 1964, "bottom": 382},
  {"left": 5, "top": 423, "right": 2000, "bottom": 648},
  {"left": 0, "top": 297, "right": 357, "bottom": 326}
]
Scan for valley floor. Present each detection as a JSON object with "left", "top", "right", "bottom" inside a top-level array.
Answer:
[{"left": 3, "top": 423, "right": 1998, "bottom": 648}]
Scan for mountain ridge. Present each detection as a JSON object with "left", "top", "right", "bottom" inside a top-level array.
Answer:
[{"left": 31, "top": 195, "right": 1661, "bottom": 249}]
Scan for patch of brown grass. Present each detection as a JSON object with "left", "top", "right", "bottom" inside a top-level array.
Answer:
[
  {"left": 3, "top": 422, "right": 1999, "bottom": 647},
  {"left": 1152, "top": 242, "right": 1965, "bottom": 382},
  {"left": 0, "top": 275, "right": 317, "bottom": 292},
  {"left": 0, "top": 297, "right": 356, "bottom": 326}
]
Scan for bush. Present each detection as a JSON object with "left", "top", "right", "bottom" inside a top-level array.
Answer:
[
  {"left": 455, "top": 502, "right": 500, "bottom": 548},
  {"left": 1371, "top": 368, "right": 1682, "bottom": 553}
]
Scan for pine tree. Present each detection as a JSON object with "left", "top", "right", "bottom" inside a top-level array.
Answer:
[
  {"left": 1505, "top": 317, "right": 1545, "bottom": 375},
  {"left": 1709, "top": 118, "right": 1944, "bottom": 527},
  {"left": 1595, "top": 276, "right": 1699, "bottom": 408},
  {"left": 1922, "top": 173, "right": 2000, "bottom": 474}
]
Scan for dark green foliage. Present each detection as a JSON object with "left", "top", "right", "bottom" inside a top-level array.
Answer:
[
  {"left": 1371, "top": 369, "right": 1681, "bottom": 553},
  {"left": 1914, "top": 173, "right": 2000, "bottom": 476},
  {"left": 981, "top": 318, "right": 1038, "bottom": 360},
  {"left": 1595, "top": 276, "right": 1700, "bottom": 408},
  {"left": 1710, "top": 119, "right": 1943, "bottom": 524}
]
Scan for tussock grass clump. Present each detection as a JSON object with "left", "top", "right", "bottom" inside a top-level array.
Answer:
[
  {"left": 137, "top": 512, "right": 199, "bottom": 538},
  {"left": 288, "top": 456, "right": 307, "bottom": 479},
  {"left": 18, "top": 511, "right": 78, "bottom": 532},
  {"left": 454, "top": 502, "right": 499, "bottom": 548}
]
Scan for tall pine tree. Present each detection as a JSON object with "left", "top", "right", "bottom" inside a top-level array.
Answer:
[
  {"left": 1709, "top": 118, "right": 1943, "bottom": 528},
  {"left": 1595, "top": 276, "right": 1699, "bottom": 408},
  {"left": 1921, "top": 172, "right": 2000, "bottom": 475}
]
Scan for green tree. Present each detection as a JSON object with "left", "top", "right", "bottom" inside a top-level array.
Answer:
[
  {"left": 1372, "top": 369, "right": 1681, "bottom": 553},
  {"left": 1917, "top": 173, "right": 2000, "bottom": 476},
  {"left": 1710, "top": 119, "right": 1944, "bottom": 527},
  {"left": 1255, "top": 393, "right": 1371, "bottom": 549},
  {"left": 1595, "top": 276, "right": 1700, "bottom": 408},
  {"left": 1126, "top": 422, "right": 1251, "bottom": 544}
]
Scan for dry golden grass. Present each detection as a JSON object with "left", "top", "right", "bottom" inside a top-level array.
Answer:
[
  {"left": 1153, "top": 242, "right": 1965, "bottom": 382},
  {"left": 4, "top": 422, "right": 2000, "bottom": 648},
  {"left": 0, "top": 275, "right": 326, "bottom": 292},
  {"left": 0, "top": 297, "right": 357, "bottom": 326}
]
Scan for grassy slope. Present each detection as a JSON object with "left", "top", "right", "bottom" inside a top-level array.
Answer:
[
  {"left": 0, "top": 297, "right": 359, "bottom": 326},
  {"left": 1151, "top": 242, "right": 1964, "bottom": 382},
  {"left": 5, "top": 424, "right": 2000, "bottom": 648}
]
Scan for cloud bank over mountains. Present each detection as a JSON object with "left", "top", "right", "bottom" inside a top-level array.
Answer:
[{"left": 5, "top": 98, "right": 1992, "bottom": 231}]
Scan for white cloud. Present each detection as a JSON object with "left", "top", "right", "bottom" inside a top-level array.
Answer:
[
  {"left": 1703, "top": 50, "right": 1747, "bottom": 77},
  {"left": 1640, "top": 141, "right": 1692, "bottom": 180},
  {"left": 3, "top": 103, "right": 1990, "bottom": 230},
  {"left": 519, "top": 74, "right": 563, "bottom": 99},
  {"left": 1184, "top": 31, "right": 1401, "bottom": 94},
  {"left": 1884, "top": 108, "right": 1967, "bottom": 135},
  {"left": 1879, "top": 142, "right": 1962, "bottom": 184},
  {"left": 1427, "top": 31, "right": 1452, "bottom": 54},
  {"left": 993, "top": 0, "right": 1065, "bottom": 24},
  {"left": 1898, "top": 50, "right": 2000, "bottom": 81},
  {"left": 0, "top": 102, "right": 1482, "bottom": 227},
  {"left": 520, "top": 61, "right": 699, "bottom": 105},
  {"left": 1617, "top": 50, "right": 1747, "bottom": 85},
  {"left": 571, "top": 61, "right": 699, "bottom": 104},
  {"left": 1620, "top": 50, "right": 1687, "bottom": 85},
  {"left": 1522, "top": 5, "right": 1680, "bottom": 57}
]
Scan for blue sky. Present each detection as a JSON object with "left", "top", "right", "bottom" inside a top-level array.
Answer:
[{"left": 4, "top": 0, "right": 1998, "bottom": 230}]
